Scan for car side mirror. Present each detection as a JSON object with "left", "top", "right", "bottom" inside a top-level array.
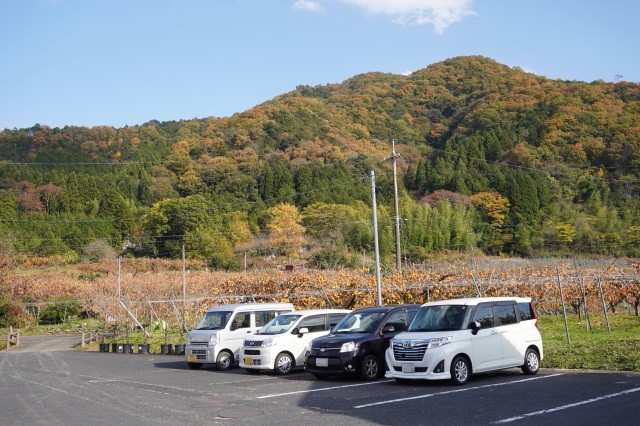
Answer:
[
  {"left": 298, "top": 327, "right": 309, "bottom": 337},
  {"left": 230, "top": 323, "right": 238, "bottom": 331},
  {"left": 469, "top": 321, "right": 481, "bottom": 335},
  {"left": 381, "top": 324, "right": 395, "bottom": 334}
]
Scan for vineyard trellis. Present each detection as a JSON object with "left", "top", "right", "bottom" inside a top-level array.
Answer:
[{"left": 6, "top": 257, "right": 640, "bottom": 333}]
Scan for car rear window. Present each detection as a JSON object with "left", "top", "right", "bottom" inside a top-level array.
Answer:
[{"left": 517, "top": 302, "right": 534, "bottom": 321}]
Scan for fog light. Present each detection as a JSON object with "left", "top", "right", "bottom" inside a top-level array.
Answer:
[
  {"left": 434, "top": 360, "right": 445, "bottom": 373},
  {"left": 346, "top": 364, "right": 355, "bottom": 371}
]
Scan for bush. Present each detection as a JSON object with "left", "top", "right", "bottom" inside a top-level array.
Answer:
[
  {"left": 0, "top": 300, "right": 36, "bottom": 328},
  {"left": 38, "top": 299, "right": 84, "bottom": 325},
  {"left": 82, "top": 239, "right": 117, "bottom": 263}
]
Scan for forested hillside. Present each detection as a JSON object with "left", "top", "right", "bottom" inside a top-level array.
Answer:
[{"left": 1, "top": 55, "right": 639, "bottom": 269}]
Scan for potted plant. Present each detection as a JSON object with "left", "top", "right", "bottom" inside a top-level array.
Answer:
[
  {"left": 122, "top": 321, "right": 133, "bottom": 354},
  {"left": 174, "top": 332, "right": 185, "bottom": 355},
  {"left": 138, "top": 328, "right": 149, "bottom": 354},
  {"left": 155, "top": 320, "right": 172, "bottom": 355}
]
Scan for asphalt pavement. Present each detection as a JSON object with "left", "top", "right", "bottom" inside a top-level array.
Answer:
[{"left": 1, "top": 335, "right": 639, "bottom": 425}]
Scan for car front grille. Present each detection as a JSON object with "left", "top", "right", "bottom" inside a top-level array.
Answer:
[
  {"left": 392, "top": 340, "right": 428, "bottom": 361},
  {"left": 244, "top": 340, "right": 262, "bottom": 347}
]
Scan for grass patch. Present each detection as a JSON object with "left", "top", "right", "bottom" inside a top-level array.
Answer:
[{"left": 539, "top": 313, "right": 640, "bottom": 372}]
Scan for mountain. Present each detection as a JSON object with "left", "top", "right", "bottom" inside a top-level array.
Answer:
[{"left": 1, "top": 55, "right": 639, "bottom": 266}]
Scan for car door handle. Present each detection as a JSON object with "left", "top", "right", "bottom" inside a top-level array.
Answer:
[
  {"left": 500, "top": 330, "right": 508, "bottom": 334},
  {"left": 490, "top": 331, "right": 499, "bottom": 335}
]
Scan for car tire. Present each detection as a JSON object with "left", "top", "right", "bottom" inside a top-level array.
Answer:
[
  {"left": 274, "top": 352, "right": 294, "bottom": 375},
  {"left": 450, "top": 356, "right": 470, "bottom": 385},
  {"left": 360, "top": 355, "right": 380, "bottom": 381},
  {"left": 313, "top": 373, "right": 330, "bottom": 379},
  {"left": 216, "top": 351, "right": 233, "bottom": 371},
  {"left": 521, "top": 348, "right": 540, "bottom": 375},
  {"left": 187, "top": 362, "right": 202, "bottom": 370}
]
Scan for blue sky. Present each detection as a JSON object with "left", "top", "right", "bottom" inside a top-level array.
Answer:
[{"left": 1, "top": 0, "right": 638, "bottom": 130}]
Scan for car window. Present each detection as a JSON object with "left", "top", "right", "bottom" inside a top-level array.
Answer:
[
  {"left": 298, "top": 315, "right": 326, "bottom": 333},
  {"left": 233, "top": 312, "right": 251, "bottom": 329},
  {"left": 409, "top": 305, "right": 466, "bottom": 332},
  {"left": 384, "top": 311, "right": 408, "bottom": 332},
  {"left": 473, "top": 305, "right": 494, "bottom": 329},
  {"left": 327, "top": 314, "right": 346, "bottom": 328},
  {"left": 255, "top": 310, "right": 277, "bottom": 327},
  {"left": 497, "top": 304, "right": 517, "bottom": 325},
  {"left": 517, "top": 302, "right": 534, "bottom": 321},
  {"left": 257, "top": 314, "right": 302, "bottom": 335},
  {"left": 195, "top": 311, "right": 232, "bottom": 330},
  {"left": 333, "top": 312, "right": 385, "bottom": 334}
]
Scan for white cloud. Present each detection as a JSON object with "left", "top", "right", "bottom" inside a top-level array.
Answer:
[
  {"left": 339, "top": 0, "right": 476, "bottom": 34},
  {"left": 293, "top": 0, "right": 324, "bottom": 13}
]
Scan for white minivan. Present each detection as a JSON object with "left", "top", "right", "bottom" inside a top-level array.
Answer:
[
  {"left": 240, "top": 309, "right": 350, "bottom": 375},
  {"left": 185, "top": 302, "right": 295, "bottom": 370},
  {"left": 385, "top": 297, "right": 543, "bottom": 385}
]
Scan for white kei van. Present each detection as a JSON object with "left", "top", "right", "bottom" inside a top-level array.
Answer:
[
  {"left": 240, "top": 309, "right": 350, "bottom": 375},
  {"left": 185, "top": 302, "right": 295, "bottom": 370},
  {"left": 385, "top": 297, "right": 543, "bottom": 385}
]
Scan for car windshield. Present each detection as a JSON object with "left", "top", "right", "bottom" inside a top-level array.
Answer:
[
  {"left": 332, "top": 312, "right": 384, "bottom": 334},
  {"left": 408, "top": 305, "right": 466, "bottom": 332},
  {"left": 195, "top": 311, "right": 232, "bottom": 330},
  {"left": 256, "top": 314, "right": 302, "bottom": 335}
]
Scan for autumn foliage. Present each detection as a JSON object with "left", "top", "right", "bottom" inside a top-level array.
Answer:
[{"left": 3, "top": 257, "right": 639, "bottom": 329}]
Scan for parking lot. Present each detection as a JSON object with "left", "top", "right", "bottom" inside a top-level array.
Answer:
[{"left": 1, "top": 338, "right": 640, "bottom": 425}]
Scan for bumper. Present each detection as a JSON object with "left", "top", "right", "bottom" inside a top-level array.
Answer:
[
  {"left": 384, "top": 347, "right": 451, "bottom": 381},
  {"left": 239, "top": 348, "right": 274, "bottom": 370},
  {"left": 185, "top": 344, "right": 217, "bottom": 364},
  {"left": 305, "top": 350, "right": 362, "bottom": 376}
]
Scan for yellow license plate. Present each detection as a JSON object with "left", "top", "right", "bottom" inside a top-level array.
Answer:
[
  {"left": 187, "top": 354, "right": 196, "bottom": 363},
  {"left": 244, "top": 357, "right": 253, "bottom": 365}
]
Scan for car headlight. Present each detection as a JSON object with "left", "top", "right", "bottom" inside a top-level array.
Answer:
[
  {"left": 427, "top": 336, "right": 452, "bottom": 349},
  {"left": 262, "top": 336, "right": 278, "bottom": 347},
  {"left": 305, "top": 341, "right": 313, "bottom": 354},
  {"left": 340, "top": 341, "right": 358, "bottom": 352},
  {"left": 209, "top": 333, "right": 220, "bottom": 345}
]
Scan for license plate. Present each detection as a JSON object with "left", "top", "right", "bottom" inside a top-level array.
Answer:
[
  {"left": 315, "top": 357, "right": 328, "bottom": 367},
  {"left": 187, "top": 354, "right": 196, "bottom": 363},
  {"left": 244, "top": 357, "right": 253, "bottom": 365},
  {"left": 402, "top": 363, "right": 415, "bottom": 373}
]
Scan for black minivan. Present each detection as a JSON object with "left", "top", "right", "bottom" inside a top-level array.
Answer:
[{"left": 304, "top": 305, "right": 420, "bottom": 380}]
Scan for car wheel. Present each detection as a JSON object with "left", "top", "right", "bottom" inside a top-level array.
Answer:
[
  {"left": 360, "top": 355, "right": 380, "bottom": 381},
  {"left": 450, "top": 356, "right": 470, "bottom": 385},
  {"left": 275, "top": 352, "right": 294, "bottom": 375},
  {"left": 521, "top": 348, "right": 540, "bottom": 375},
  {"left": 187, "top": 362, "right": 202, "bottom": 370},
  {"left": 313, "top": 373, "right": 330, "bottom": 379},
  {"left": 216, "top": 351, "right": 233, "bottom": 371}
]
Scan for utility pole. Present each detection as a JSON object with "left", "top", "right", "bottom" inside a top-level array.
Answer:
[
  {"left": 182, "top": 243, "right": 187, "bottom": 331},
  {"left": 370, "top": 170, "right": 382, "bottom": 306},
  {"left": 385, "top": 139, "right": 402, "bottom": 271}
]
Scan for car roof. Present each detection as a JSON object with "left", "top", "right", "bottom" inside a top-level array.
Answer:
[
  {"left": 350, "top": 304, "right": 421, "bottom": 314},
  {"left": 206, "top": 302, "right": 294, "bottom": 313},
  {"left": 421, "top": 297, "right": 531, "bottom": 307},
  {"left": 277, "top": 309, "right": 351, "bottom": 316}
]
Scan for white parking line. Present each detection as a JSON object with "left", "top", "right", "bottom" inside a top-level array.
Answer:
[
  {"left": 354, "top": 374, "right": 564, "bottom": 408},
  {"left": 492, "top": 386, "right": 640, "bottom": 424},
  {"left": 256, "top": 380, "right": 394, "bottom": 399}
]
